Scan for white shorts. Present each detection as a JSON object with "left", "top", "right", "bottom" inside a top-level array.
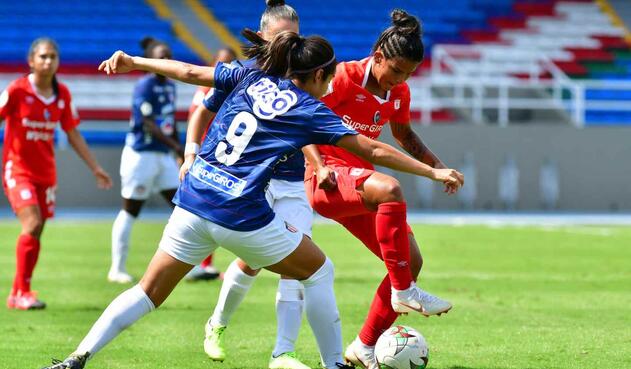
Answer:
[
  {"left": 159, "top": 206, "right": 303, "bottom": 269},
  {"left": 120, "top": 146, "right": 180, "bottom": 200},
  {"left": 265, "top": 179, "right": 313, "bottom": 237}
]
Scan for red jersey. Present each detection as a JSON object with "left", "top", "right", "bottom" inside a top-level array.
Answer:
[
  {"left": 188, "top": 85, "right": 211, "bottom": 117},
  {"left": 1, "top": 75, "right": 80, "bottom": 186},
  {"left": 320, "top": 57, "right": 411, "bottom": 169}
]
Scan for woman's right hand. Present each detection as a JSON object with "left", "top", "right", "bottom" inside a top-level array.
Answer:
[
  {"left": 98, "top": 50, "right": 135, "bottom": 75},
  {"left": 430, "top": 168, "right": 465, "bottom": 194},
  {"left": 179, "top": 154, "right": 196, "bottom": 182}
]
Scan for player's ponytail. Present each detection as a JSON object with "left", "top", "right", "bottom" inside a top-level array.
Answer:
[
  {"left": 28, "top": 37, "right": 60, "bottom": 97},
  {"left": 260, "top": 0, "right": 299, "bottom": 33},
  {"left": 242, "top": 29, "right": 336, "bottom": 82},
  {"left": 373, "top": 9, "right": 424, "bottom": 62}
]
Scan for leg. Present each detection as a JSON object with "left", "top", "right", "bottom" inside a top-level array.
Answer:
[
  {"left": 74, "top": 250, "right": 192, "bottom": 359},
  {"left": 109, "top": 198, "right": 144, "bottom": 283},
  {"left": 265, "top": 237, "right": 342, "bottom": 369}
]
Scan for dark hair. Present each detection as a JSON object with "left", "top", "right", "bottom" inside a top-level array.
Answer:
[
  {"left": 242, "top": 29, "right": 336, "bottom": 83},
  {"left": 140, "top": 37, "right": 170, "bottom": 58},
  {"left": 260, "top": 0, "right": 299, "bottom": 32},
  {"left": 28, "top": 37, "right": 60, "bottom": 96},
  {"left": 373, "top": 9, "right": 424, "bottom": 62}
]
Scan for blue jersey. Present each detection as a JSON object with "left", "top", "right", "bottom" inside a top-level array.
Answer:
[
  {"left": 202, "top": 59, "right": 305, "bottom": 181},
  {"left": 174, "top": 63, "right": 357, "bottom": 231},
  {"left": 126, "top": 74, "right": 177, "bottom": 152}
]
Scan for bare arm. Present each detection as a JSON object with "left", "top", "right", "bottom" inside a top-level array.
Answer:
[
  {"left": 337, "top": 134, "right": 463, "bottom": 187},
  {"left": 179, "top": 105, "right": 215, "bottom": 181},
  {"left": 302, "top": 144, "right": 337, "bottom": 190},
  {"left": 98, "top": 51, "right": 215, "bottom": 86},
  {"left": 143, "top": 118, "right": 183, "bottom": 157},
  {"left": 65, "top": 128, "right": 113, "bottom": 189},
  {"left": 390, "top": 122, "right": 446, "bottom": 168}
]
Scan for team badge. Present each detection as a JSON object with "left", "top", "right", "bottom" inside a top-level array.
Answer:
[
  {"left": 285, "top": 221, "right": 298, "bottom": 233},
  {"left": 394, "top": 99, "right": 401, "bottom": 110},
  {"left": 373, "top": 111, "right": 381, "bottom": 123},
  {"left": 43, "top": 109, "right": 51, "bottom": 121}
]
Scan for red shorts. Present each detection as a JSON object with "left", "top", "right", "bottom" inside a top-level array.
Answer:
[
  {"left": 305, "top": 164, "right": 413, "bottom": 237},
  {"left": 3, "top": 178, "right": 56, "bottom": 219}
]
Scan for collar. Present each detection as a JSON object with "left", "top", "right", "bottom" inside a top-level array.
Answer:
[
  {"left": 28, "top": 73, "right": 56, "bottom": 105},
  {"left": 362, "top": 58, "right": 391, "bottom": 102}
]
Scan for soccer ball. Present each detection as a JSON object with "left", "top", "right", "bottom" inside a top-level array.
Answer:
[{"left": 375, "top": 325, "right": 429, "bottom": 369}]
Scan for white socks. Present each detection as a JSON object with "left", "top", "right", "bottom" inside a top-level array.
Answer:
[
  {"left": 301, "top": 258, "right": 343, "bottom": 369},
  {"left": 209, "top": 260, "right": 255, "bottom": 327},
  {"left": 272, "top": 279, "right": 304, "bottom": 357},
  {"left": 111, "top": 210, "right": 135, "bottom": 273},
  {"left": 76, "top": 284, "right": 155, "bottom": 357}
]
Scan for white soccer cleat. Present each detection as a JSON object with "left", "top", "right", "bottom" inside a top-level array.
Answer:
[
  {"left": 344, "top": 337, "right": 378, "bottom": 369},
  {"left": 391, "top": 282, "right": 452, "bottom": 316},
  {"left": 204, "top": 323, "right": 227, "bottom": 361},
  {"left": 107, "top": 270, "right": 134, "bottom": 284}
]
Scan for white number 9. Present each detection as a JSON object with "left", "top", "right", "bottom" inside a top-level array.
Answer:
[{"left": 215, "top": 111, "right": 258, "bottom": 166}]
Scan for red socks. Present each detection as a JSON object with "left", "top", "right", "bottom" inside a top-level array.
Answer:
[
  {"left": 200, "top": 254, "right": 213, "bottom": 268},
  {"left": 359, "top": 275, "right": 398, "bottom": 345},
  {"left": 375, "top": 202, "right": 413, "bottom": 290},
  {"left": 12, "top": 234, "right": 41, "bottom": 295}
]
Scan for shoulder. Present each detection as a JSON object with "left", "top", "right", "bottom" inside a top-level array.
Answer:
[
  {"left": 339, "top": 57, "right": 371, "bottom": 81},
  {"left": 134, "top": 75, "right": 154, "bottom": 94},
  {"left": 56, "top": 80, "right": 72, "bottom": 97},
  {"left": 5, "top": 76, "right": 28, "bottom": 94},
  {"left": 391, "top": 81, "right": 410, "bottom": 100}
]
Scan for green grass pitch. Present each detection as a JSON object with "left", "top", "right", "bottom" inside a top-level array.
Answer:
[{"left": 0, "top": 221, "right": 630, "bottom": 369}]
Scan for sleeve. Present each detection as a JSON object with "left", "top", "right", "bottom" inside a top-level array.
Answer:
[
  {"left": 307, "top": 103, "right": 358, "bottom": 145},
  {"left": 320, "top": 64, "right": 347, "bottom": 109},
  {"left": 389, "top": 84, "right": 411, "bottom": 124},
  {"left": 0, "top": 84, "right": 16, "bottom": 121},
  {"left": 202, "top": 86, "right": 228, "bottom": 113},
  {"left": 132, "top": 80, "right": 154, "bottom": 127},
  {"left": 60, "top": 91, "right": 81, "bottom": 131},
  {"left": 213, "top": 62, "right": 250, "bottom": 97}
]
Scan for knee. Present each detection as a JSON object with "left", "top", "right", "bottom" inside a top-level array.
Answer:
[
  {"left": 377, "top": 178, "right": 404, "bottom": 203},
  {"left": 22, "top": 217, "right": 44, "bottom": 238},
  {"left": 301, "top": 257, "right": 334, "bottom": 287},
  {"left": 237, "top": 259, "right": 261, "bottom": 277}
]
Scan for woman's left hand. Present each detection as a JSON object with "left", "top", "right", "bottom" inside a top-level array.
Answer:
[
  {"left": 98, "top": 51, "right": 135, "bottom": 75},
  {"left": 316, "top": 166, "right": 337, "bottom": 191},
  {"left": 94, "top": 167, "right": 113, "bottom": 189}
]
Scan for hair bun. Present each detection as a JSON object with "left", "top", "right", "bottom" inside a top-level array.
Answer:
[
  {"left": 391, "top": 9, "right": 421, "bottom": 37},
  {"left": 266, "top": 0, "right": 285, "bottom": 7},
  {"left": 140, "top": 36, "right": 157, "bottom": 50}
]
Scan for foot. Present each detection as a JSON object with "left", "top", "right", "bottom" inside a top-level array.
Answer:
[
  {"left": 12, "top": 291, "right": 46, "bottom": 310},
  {"left": 204, "top": 323, "right": 226, "bottom": 361},
  {"left": 344, "top": 338, "right": 378, "bottom": 369},
  {"left": 269, "top": 352, "right": 311, "bottom": 369},
  {"left": 41, "top": 352, "right": 90, "bottom": 369},
  {"left": 107, "top": 270, "right": 134, "bottom": 284},
  {"left": 391, "top": 282, "right": 452, "bottom": 316},
  {"left": 185, "top": 265, "right": 221, "bottom": 281}
]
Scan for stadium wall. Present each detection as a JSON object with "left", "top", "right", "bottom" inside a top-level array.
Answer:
[{"left": 0, "top": 125, "right": 629, "bottom": 211}]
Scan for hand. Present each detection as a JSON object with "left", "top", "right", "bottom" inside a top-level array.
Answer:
[
  {"left": 93, "top": 167, "right": 113, "bottom": 189},
  {"left": 179, "top": 154, "right": 196, "bottom": 182},
  {"left": 315, "top": 166, "right": 337, "bottom": 191},
  {"left": 98, "top": 50, "right": 135, "bottom": 75},
  {"left": 430, "top": 168, "right": 464, "bottom": 195}
]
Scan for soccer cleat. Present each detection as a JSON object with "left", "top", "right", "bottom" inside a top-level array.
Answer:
[
  {"left": 6, "top": 293, "right": 17, "bottom": 309},
  {"left": 107, "top": 270, "right": 134, "bottom": 284},
  {"left": 344, "top": 338, "right": 378, "bottom": 369},
  {"left": 269, "top": 351, "right": 311, "bottom": 369},
  {"left": 12, "top": 291, "right": 46, "bottom": 310},
  {"left": 185, "top": 265, "right": 221, "bottom": 281},
  {"left": 335, "top": 363, "right": 357, "bottom": 369},
  {"left": 391, "top": 282, "right": 452, "bottom": 316},
  {"left": 204, "top": 323, "right": 227, "bottom": 361},
  {"left": 41, "top": 352, "right": 90, "bottom": 369}
]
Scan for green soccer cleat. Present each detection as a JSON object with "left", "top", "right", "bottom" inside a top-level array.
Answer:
[
  {"left": 204, "top": 324, "right": 227, "bottom": 361},
  {"left": 269, "top": 351, "right": 312, "bottom": 369}
]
